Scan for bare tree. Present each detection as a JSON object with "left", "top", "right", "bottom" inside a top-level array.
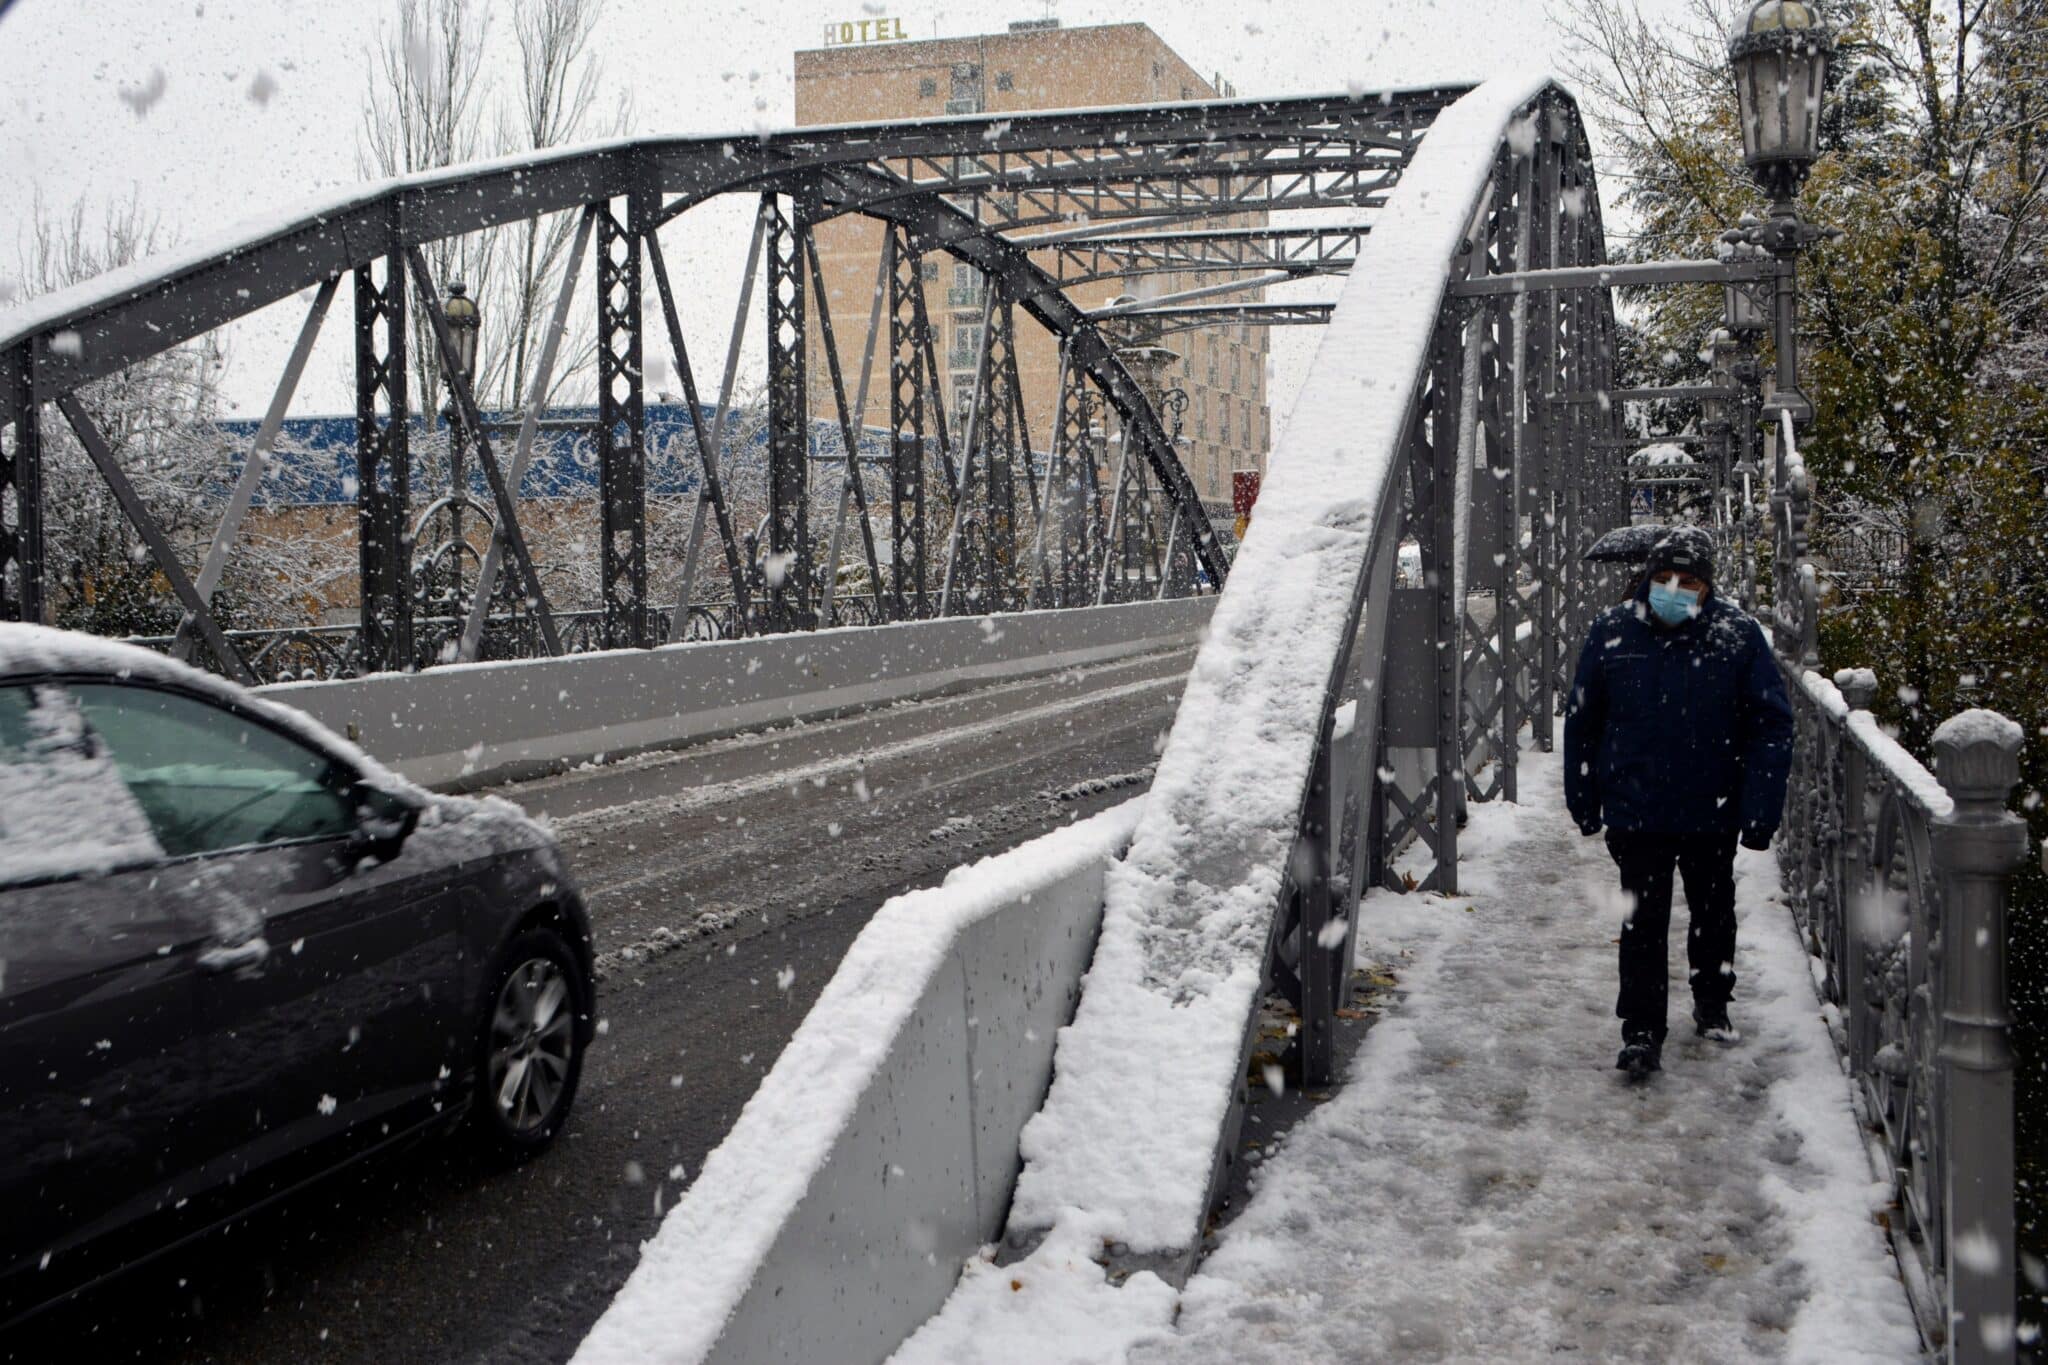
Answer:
[
  {"left": 499, "top": 0, "right": 631, "bottom": 413},
  {"left": 358, "top": 0, "right": 629, "bottom": 421},
  {"left": 359, "top": 0, "right": 500, "bottom": 421}
]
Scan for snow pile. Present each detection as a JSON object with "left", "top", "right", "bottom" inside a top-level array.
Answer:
[
  {"left": 1004, "top": 72, "right": 1557, "bottom": 1259},
  {"left": 896, "top": 748, "right": 1922, "bottom": 1363},
  {"left": 1933, "top": 707, "right": 2025, "bottom": 757},
  {"left": 571, "top": 796, "right": 1146, "bottom": 1365}
]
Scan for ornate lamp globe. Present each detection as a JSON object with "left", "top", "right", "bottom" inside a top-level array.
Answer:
[
  {"left": 1728, "top": 0, "right": 1833, "bottom": 205},
  {"left": 444, "top": 282, "right": 481, "bottom": 386}
]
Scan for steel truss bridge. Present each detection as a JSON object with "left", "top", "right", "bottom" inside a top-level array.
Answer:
[
  {"left": 0, "top": 85, "right": 1475, "bottom": 684},
  {"left": 0, "top": 77, "right": 2027, "bottom": 1362}
]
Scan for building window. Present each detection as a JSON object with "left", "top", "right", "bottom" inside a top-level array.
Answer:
[
  {"left": 995, "top": 71, "right": 1014, "bottom": 91},
  {"left": 1180, "top": 85, "right": 1192, "bottom": 101},
  {"left": 1152, "top": 61, "right": 1163, "bottom": 80},
  {"left": 950, "top": 322, "right": 984, "bottom": 368},
  {"left": 921, "top": 260, "right": 939, "bottom": 282},
  {"left": 919, "top": 77, "right": 938, "bottom": 98}
]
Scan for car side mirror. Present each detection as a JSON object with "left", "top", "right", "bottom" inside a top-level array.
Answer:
[{"left": 349, "top": 784, "right": 420, "bottom": 867}]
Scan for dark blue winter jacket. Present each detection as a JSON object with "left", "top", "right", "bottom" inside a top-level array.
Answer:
[{"left": 1562, "top": 585, "right": 1795, "bottom": 837}]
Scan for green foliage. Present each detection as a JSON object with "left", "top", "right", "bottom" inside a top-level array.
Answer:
[{"left": 1561, "top": 0, "right": 2048, "bottom": 776}]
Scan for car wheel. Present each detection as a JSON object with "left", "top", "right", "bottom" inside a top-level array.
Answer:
[{"left": 472, "top": 927, "right": 587, "bottom": 1156}]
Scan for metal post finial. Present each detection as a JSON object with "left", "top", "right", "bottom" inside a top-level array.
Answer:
[{"left": 1929, "top": 706, "right": 2026, "bottom": 1364}]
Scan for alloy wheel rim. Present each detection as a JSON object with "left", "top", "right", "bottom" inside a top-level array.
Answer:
[{"left": 487, "top": 958, "right": 575, "bottom": 1134}]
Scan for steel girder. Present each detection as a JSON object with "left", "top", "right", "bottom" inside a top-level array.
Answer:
[
  {"left": 1103, "top": 303, "right": 1337, "bottom": 339},
  {"left": 1043, "top": 225, "right": 1368, "bottom": 287},
  {"left": 353, "top": 250, "right": 412, "bottom": 674},
  {"left": 1, "top": 350, "right": 42, "bottom": 624},
  {"left": 596, "top": 198, "right": 650, "bottom": 649},
  {"left": 887, "top": 226, "right": 932, "bottom": 621},
  {"left": 762, "top": 196, "right": 815, "bottom": 632}
]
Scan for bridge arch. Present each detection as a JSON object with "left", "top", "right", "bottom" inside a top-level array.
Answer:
[{"left": 1001, "top": 75, "right": 1633, "bottom": 1277}]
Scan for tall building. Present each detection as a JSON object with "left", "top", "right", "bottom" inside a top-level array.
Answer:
[{"left": 793, "top": 20, "right": 1271, "bottom": 511}]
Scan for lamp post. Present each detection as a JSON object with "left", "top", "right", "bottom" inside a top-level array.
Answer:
[
  {"left": 1726, "top": 0, "right": 1833, "bottom": 427},
  {"left": 1714, "top": 240, "right": 1770, "bottom": 608},
  {"left": 1700, "top": 329, "right": 1740, "bottom": 549},
  {"left": 438, "top": 282, "right": 482, "bottom": 637}
]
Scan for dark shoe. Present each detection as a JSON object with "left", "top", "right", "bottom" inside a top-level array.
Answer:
[
  {"left": 1616, "top": 1039, "right": 1661, "bottom": 1081},
  {"left": 1693, "top": 1004, "right": 1741, "bottom": 1044}
]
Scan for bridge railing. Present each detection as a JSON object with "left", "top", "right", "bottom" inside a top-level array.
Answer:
[{"left": 1770, "top": 415, "right": 2029, "bottom": 1363}]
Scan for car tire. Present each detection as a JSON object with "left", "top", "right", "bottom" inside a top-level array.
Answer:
[{"left": 471, "top": 926, "right": 588, "bottom": 1158}]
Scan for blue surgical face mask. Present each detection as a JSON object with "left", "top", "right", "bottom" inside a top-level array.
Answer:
[{"left": 1648, "top": 577, "right": 1701, "bottom": 625}]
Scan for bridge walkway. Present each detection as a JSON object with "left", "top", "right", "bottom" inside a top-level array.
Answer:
[{"left": 894, "top": 745, "right": 1924, "bottom": 1364}]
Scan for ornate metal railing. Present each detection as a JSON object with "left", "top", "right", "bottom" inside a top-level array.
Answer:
[{"left": 1770, "top": 413, "right": 2029, "bottom": 1364}]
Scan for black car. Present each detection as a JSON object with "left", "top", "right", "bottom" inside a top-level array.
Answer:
[{"left": 0, "top": 625, "right": 595, "bottom": 1326}]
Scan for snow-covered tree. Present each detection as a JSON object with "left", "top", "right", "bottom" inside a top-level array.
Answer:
[{"left": 1557, "top": 0, "right": 2047, "bottom": 759}]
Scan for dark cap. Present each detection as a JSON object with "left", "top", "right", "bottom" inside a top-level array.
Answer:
[{"left": 1645, "top": 526, "right": 1716, "bottom": 585}]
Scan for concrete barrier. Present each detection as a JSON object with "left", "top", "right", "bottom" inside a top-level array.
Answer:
[
  {"left": 571, "top": 797, "right": 1144, "bottom": 1365},
  {"left": 259, "top": 599, "right": 1212, "bottom": 789}
]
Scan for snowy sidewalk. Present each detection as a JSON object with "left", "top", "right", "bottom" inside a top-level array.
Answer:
[{"left": 893, "top": 745, "right": 1923, "bottom": 1364}]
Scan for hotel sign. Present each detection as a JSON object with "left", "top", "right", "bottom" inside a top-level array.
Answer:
[{"left": 822, "top": 17, "right": 908, "bottom": 45}]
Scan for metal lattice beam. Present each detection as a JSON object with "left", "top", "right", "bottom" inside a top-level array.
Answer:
[
  {"left": 763, "top": 195, "right": 814, "bottom": 632},
  {"left": 888, "top": 226, "right": 930, "bottom": 621},
  {"left": 1041, "top": 224, "right": 1369, "bottom": 286},
  {"left": 353, "top": 252, "right": 411, "bottom": 674},
  {"left": 596, "top": 198, "right": 649, "bottom": 649}
]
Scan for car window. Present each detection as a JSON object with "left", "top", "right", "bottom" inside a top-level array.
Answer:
[
  {"left": 71, "top": 684, "right": 357, "bottom": 859},
  {"left": 0, "top": 683, "right": 165, "bottom": 884}
]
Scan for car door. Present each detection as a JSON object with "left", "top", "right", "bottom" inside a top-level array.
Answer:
[
  {"left": 69, "top": 682, "right": 471, "bottom": 1194},
  {"left": 0, "top": 682, "right": 214, "bottom": 1297}
]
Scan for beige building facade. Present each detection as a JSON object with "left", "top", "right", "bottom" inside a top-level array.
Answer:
[{"left": 793, "top": 20, "right": 1270, "bottom": 510}]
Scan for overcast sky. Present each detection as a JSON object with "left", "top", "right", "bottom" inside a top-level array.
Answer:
[{"left": 0, "top": 0, "right": 1691, "bottom": 417}]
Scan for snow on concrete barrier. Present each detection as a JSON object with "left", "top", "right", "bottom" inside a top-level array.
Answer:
[
  {"left": 1000, "top": 73, "right": 1559, "bottom": 1274},
  {"left": 258, "top": 598, "right": 1212, "bottom": 789},
  {"left": 570, "top": 797, "right": 1146, "bottom": 1365}
]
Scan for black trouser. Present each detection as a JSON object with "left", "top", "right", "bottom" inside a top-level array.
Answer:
[{"left": 1605, "top": 830, "right": 1739, "bottom": 1044}]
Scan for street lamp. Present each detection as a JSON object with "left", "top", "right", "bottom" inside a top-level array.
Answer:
[
  {"left": 1700, "top": 329, "right": 1737, "bottom": 430},
  {"left": 443, "top": 282, "right": 481, "bottom": 390},
  {"left": 1728, "top": 1, "right": 1831, "bottom": 207},
  {"left": 431, "top": 281, "right": 483, "bottom": 643},
  {"left": 1726, "top": 0, "right": 1834, "bottom": 427}
]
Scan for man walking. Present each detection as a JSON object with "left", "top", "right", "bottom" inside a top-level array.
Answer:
[{"left": 1562, "top": 527, "right": 1795, "bottom": 1081}]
